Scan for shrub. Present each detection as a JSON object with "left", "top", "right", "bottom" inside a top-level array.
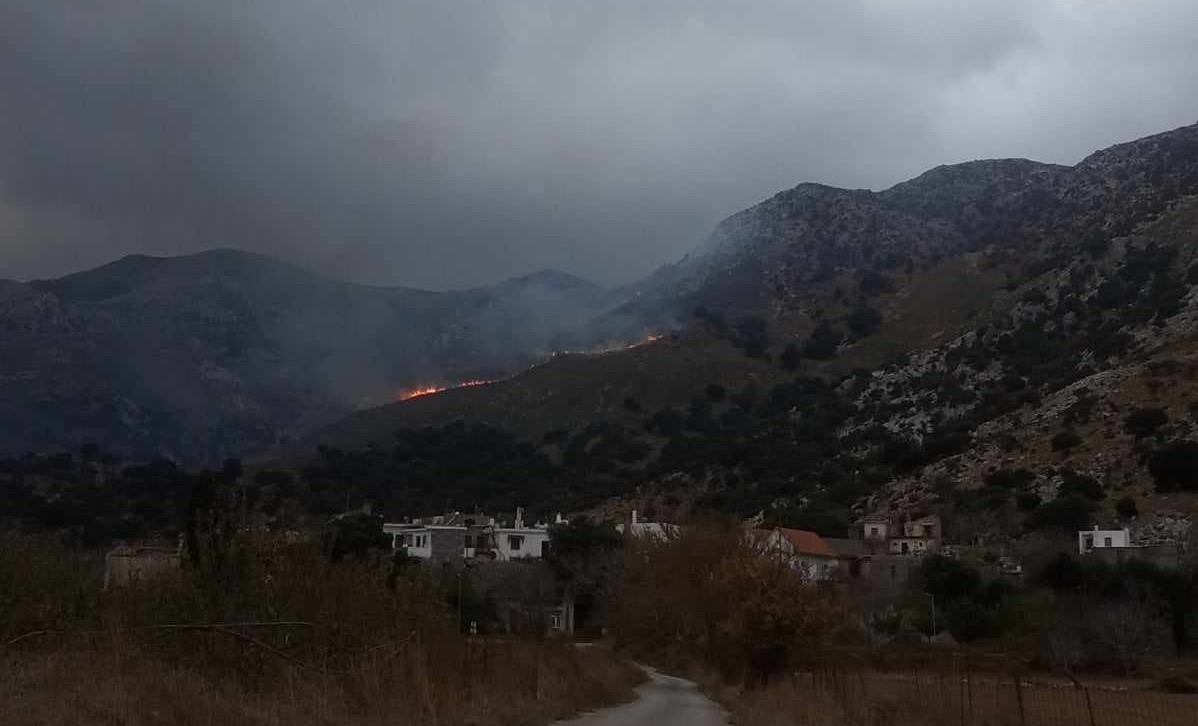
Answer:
[
  {"left": 986, "top": 468, "right": 1036, "bottom": 489},
  {"left": 1051, "top": 430, "right": 1083, "bottom": 452},
  {"left": 846, "top": 305, "right": 883, "bottom": 338},
  {"left": 1016, "top": 492, "right": 1042, "bottom": 512}
]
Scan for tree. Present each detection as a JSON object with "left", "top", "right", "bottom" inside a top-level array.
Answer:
[
  {"left": 612, "top": 521, "right": 837, "bottom": 684},
  {"left": 1025, "top": 493, "right": 1095, "bottom": 532},
  {"left": 1124, "top": 407, "right": 1169, "bottom": 439},
  {"left": 549, "top": 518, "right": 624, "bottom": 632},
  {"left": 327, "top": 513, "right": 391, "bottom": 562},
  {"left": 1116, "top": 496, "right": 1139, "bottom": 519},
  {"left": 1149, "top": 440, "right": 1198, "bottom": 492},
  {"left": 779, "top": 343, "right": 801, "bottom": 372},
  {"left": 802, "top": 322, "right": 841, "bottom": 360},
  {"left": 1059, "top": 469, "right": 1104, "bottom": 501},
  {"left": 858, "top": 269, "right": 895, "bottom": 296},
  {"left": 733, "top": 315, "right": 770, "bottom": 359}
]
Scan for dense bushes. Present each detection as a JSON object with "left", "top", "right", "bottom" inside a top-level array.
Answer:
[
  {"left": 918, "top": 556, "right": 1014, "bottom": 642},
  {"left": 1149, "top": 440, "right": 1198, "bottom": 491},
  {"left": 612, "top": 522, "right": 839, "bottom": 683},
  {"left": 0, "top": 534, "right": 640, "bottom": 726},
  {"left": 1025, "top": 493, "right": 1095, "bottom": 532},
  {"left": 802, "top": 321, "right": 842, "bottom": 360},
  {"left": 1124, "top": 407, "right": 1169, "bottom": 439}
]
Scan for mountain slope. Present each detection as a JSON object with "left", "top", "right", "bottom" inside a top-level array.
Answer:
[
  {"left": 308, "top": 123, "right": 1198, "bottom": 454},
  {"left": 1, "top": 249, "right": 616, "bottom": 463}
]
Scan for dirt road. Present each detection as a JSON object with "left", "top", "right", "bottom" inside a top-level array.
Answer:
[{"left": 554, "top": 667, "right": 729, "bottom": 726}]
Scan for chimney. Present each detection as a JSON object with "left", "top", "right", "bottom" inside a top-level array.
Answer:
[
  {"left": 631, "top": 509, "right": 638, "bottom": 525},
  {"left": 555, "top": 512, "right": 564, "bottom": 524},
  {"left": 515, "top": 507, "right": 524, "bottom": 529}
]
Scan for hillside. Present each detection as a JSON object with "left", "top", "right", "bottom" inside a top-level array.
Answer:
[
  {"left": 308, "top": 123, "right": 1198, "bottom": 453},
  {"left": 275, "top": 121, "right": 1198, "bottom": 543},
  {"left": 0, "top": 249, "right": 616, "bottom": 463},
  {"left": 8, "top": 121, "right": 1198, "bottom": 535}
]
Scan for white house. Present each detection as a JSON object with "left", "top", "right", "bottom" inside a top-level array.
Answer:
[
  {"left": 384, "top": 508, "right": 557, "bottom": 562},
  {"left": 1078, "top": 526, "right": 1131, "bottom": 555},
  {"left": 887, "top": 536, "right": 938, "bottom": 556},
  {"left": 754, "top": 527, "right": 839, "bottom": 582},
  {"left": 858, "top": 515, "right": 890, "bottom": 541},
  {"left": 615, "top": 510, "right": 679, "bottom": 540}
]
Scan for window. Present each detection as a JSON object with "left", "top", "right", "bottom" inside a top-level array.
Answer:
[
  {"left": 550, "top": 612, "right": 562, "bottom": 630},
  {"left": 869, "top": 527, "right": 879, "bottom": 537},
  {"left": 403, "top": 535, "right": 412, "bottom": 547},
  {"left": 464, "top": 535, "right": 474, "bottom": 548},
  {"left": 925, "top": 524, "right": 935, "bottom": 538},
  {"left": 901, "top": 541, "right": 910, "bottom": 554},
  {"left": 541, "top": 541, "right": 550, "bottom": 558},
  {"left": 1083, "top": 534, "right": 1094, "bottom": 550},
  {"left": 509, "top": 535, "right": 523, "bottom": 552},
  {"left": 1104, "top": 537, "right": 1112, "bottom": 548}
]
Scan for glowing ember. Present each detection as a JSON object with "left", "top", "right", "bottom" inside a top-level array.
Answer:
[
  {"left": 398, "top": 378, "right": 495, "bottom": 401},
  {"left": 552, "top": 332, "right": 666, "bottom": 357}
]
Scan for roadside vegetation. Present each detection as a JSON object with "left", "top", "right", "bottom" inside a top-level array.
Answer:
[{"left": 0, "top": 529, "right": 641, "bottom": 726}]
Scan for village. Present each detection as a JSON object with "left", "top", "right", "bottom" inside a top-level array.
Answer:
[{"left": 108, "top": 501, "right": 1196, "bottom": 642}]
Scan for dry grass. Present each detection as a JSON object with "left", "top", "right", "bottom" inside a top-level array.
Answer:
[
  {"left": 1, "top": 637, "right": 640, "bottom": 726},
  {"left": 717, "top": 668, "right": 1198, "bottom": 726},
  {"left": 0, "top": 535, "right": 642, "bottom": 726}
]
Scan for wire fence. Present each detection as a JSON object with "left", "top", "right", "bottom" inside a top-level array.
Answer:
[{"left": 780, "top": 654, "right": 1197, "bottom": 726}]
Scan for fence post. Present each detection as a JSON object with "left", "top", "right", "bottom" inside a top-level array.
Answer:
[
  {"left": 965, "top": 661, "right": 973, "bottom": 725},
  {"left": 1067, "top": 673, "right": 1098, "bottom": 726},
  {"left": 959, "top": 666, "right": 966, "bottom": 726},
  {"left": 1012, "top": 673, "right": 1027, "bottom": 726}
]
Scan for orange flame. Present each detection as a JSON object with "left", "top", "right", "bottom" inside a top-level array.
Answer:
[
  {"left": 398, "top": 378, "right": 495, "bottom": 401},
  {"left": 396, "top": 333, "right": 665, "bottom": 402}
]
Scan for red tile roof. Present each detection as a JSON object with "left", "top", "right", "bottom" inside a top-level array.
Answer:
[{"left": 778, "top": 528, "right": 836, "bottom": 557}]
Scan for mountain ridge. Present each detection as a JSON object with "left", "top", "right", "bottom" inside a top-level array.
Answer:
[{"left": 0, "top": 247, "right": 622, "bottom": 463}]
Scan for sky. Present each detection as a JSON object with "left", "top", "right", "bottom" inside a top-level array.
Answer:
[{"left": 2, "top": 1, "right": 1197, "bottom": 290}]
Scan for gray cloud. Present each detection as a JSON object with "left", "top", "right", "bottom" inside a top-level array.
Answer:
[{"left": 1, "top": 0, "right": 1196, "bottom": 288}]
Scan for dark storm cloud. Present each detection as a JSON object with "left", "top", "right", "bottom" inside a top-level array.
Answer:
[{"left": 2, "top": 1, "right": 1197, "bottom": 288}]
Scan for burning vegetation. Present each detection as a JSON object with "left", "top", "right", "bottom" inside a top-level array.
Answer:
[
  {"left": 397, "top": 379, "right": 495, "bottom": 401},
  {"left": 396, "top": 333, "right": 666, "bottom": 403}
]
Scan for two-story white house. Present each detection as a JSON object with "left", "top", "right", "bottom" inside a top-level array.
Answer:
[{"left": 385, "top": 508, "right": 557, "bottom": 563}]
